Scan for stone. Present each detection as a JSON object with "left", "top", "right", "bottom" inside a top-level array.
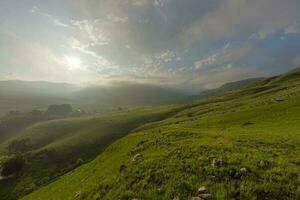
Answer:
[
  {"left": 132, "top": 153, "right": 143, "bottom": 162},
  {"left": 198, "top": 186, "right": 208, "bottom": 194},
  {"left": 258, "top": 160, "right": 270, "bottom": 168},
  {"left": 74, "top": 191, "right": 81, "bottom": 198},
  {"left": 240, "top": 167, "right": 248, "bottom": 174},
  {"left": 211, "top": 158, "right": 225, "bottom": 167}
]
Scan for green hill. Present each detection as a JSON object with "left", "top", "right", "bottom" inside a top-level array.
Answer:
[
  {"left": 196, "top": 78, "right": 263, "bottom": 99},
  {"left": 0, "top": 106, "right": 182, "bottom": 200},
  {"left": 20, "top": 70, "right": 300, "bottom": 200}
]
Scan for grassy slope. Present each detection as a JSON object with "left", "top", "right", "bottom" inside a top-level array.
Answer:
[
  {"left": 22, "top": 73, "right": 300, "bottom": 200},
  {"left": 0, "top": 106, "right": 181, "bottom": 200}
]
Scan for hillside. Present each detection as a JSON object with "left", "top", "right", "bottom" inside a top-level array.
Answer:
[
  {"left": 20, "top": 71, "right": 300, "bottom": 200},
  {"left": 0, "top": 105, "right": 184, "bottom": 200},
  {"left": 196, "top": 78, "right": 264, "bottom": 99}
]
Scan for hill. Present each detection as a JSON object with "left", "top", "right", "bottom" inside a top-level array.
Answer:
[
  {"left": 20, "top": 69, "right": 300, "bottom": 200},
  {"left": 0, "top": 105, "right": 183, "bottom": 200},
  {"left": 0, "top": 80, "right": 76, "bottom": 117},
  {"left": 196, "top": 78, "right": 263, "bottom": 99},
  {"left": 72, "top": 82, "right": 189, "bottom": 106}
]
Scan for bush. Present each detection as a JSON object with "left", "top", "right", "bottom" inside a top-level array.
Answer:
[
  {"left": 76, "top": 158, "right": 84, "bottom": 166},
  {"left": 1, "top": 155, "right": 25, "bottom": 176},
  {"left": 8, "top": 138, "right": 32, "bottom": 153}
]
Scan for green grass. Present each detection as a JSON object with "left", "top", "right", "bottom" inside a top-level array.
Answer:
[
  {"left": 0, "top": 105, "right": 181, "bottom": 200},
  {"left": 21, "top": 73, "right": 300, "bottom": 200}
]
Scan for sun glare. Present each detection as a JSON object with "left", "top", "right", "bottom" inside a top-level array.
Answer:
[{"left": 65, "top": 56, "right": 81, "bottom": 70}]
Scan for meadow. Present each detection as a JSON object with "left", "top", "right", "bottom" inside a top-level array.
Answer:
[{"left": 19, "top": 70, "right": 300, "bottom": 200}]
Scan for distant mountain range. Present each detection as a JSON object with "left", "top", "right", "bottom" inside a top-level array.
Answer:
[
  {"left": 1, "top": 66, "right": 299, "bottom": 117},
  {"left": 196, "top": 78, "right": 264, "bottom": 99},
  {"left": 0, "top": 81, "right": 188, "bottom": 117}
]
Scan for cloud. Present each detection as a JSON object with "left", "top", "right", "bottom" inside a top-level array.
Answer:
[
  {"left": 181, "top": 0, "right": 300, "bottom": 45},
  {"left": 1, "top": 0, "right": 300, "bottom": 90},
  {"left": 189, "top": 65, "right": 260, "bottom": 89},
  {"left": 195, "top": 42, "right": 252, "bottom": 70},
  {"left": 30, "top": 6, "right": 71, "bottom": 28}
]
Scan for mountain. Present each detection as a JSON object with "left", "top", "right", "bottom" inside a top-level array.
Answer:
[
  {"left": 16, "top": 68, "right": 300, "bottom": 200},
  {"left": 72, "top": 82, "right": 189, "bottom": 106},
  {"left": 0, "top": 81, "right": 189, "bottom": 117},
  {"left": 196, "top": 78, "right": 264, "bottom": 99},
  {"left": 0, "top": 80, "right": 77, "bottom": 117}
]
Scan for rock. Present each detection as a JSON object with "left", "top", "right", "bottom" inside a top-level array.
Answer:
[
  {"left": 132, "top": 154, "right": 143, "bottom": 163},
  {"left": 240, "top": 167, "right": 248, "bottom": 173},
  {"left": 199, "top": 194, "right": 212, "bottom": 199},
  {"left": 258, "top": 160, "right": 270, "bottom": 169},
  {"left": 258, "top": 160, "right": 266, "bottom": 168},
  {"left": 74, "top": 191, "right": 81, "bottom": 199},
  {"left": 198, "top": 186, "right": 208, "bottom": 194},
  {"left": 211, "top": 158, "right": 225, "bottom": 167}
]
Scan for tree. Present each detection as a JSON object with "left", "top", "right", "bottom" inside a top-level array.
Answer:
[
  {"left": 1, "top": 155, "right": 25, "bottom": 176},
  {"left": 8, "top": 138, "right": 32, "bottom": 153}
]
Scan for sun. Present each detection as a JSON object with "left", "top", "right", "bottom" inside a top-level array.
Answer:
[{"left": 65, "top": 56, "right": 81, "bottom": 70}]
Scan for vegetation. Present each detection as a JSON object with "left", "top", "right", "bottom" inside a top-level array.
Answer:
[
  {"left": 1, "top": 155, "right": 24, "bottom": 176},
  {"left": 0, "top": 104, "right": 85, "bottom": 145},
  {"left": 0, "top": 105, "right": 179, "bottom": 199},
  {"left": 18, "top": 70, "right": 300, "bottom": 200}
]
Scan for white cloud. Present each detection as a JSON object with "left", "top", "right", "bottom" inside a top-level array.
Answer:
[
  {"left": 30, "top": 6, "right": 71, "bottom": 28},
  {"left": 195, "top": 42, "right": 251, "bottom": 70},
  {"left": 181, "top": 0, "right": 300, "bottom": 44},
  {"left": 190, "top": 65, "right": 260, "bottom": 89},
  {"left": 156, "top": 50, "right": 176, "bottom": 63},
  {"left": 195, "top": 54, "right": 217, "bottom": 70}
]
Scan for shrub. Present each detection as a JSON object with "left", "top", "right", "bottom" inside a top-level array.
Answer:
[
  {"left": 76, "top": 158, "right": 84, "bottom": 166},
  {"left": 1, "top": 155, "right": 25, "bottom": 176}
]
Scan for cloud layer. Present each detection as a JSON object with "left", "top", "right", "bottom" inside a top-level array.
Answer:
[{"left": 0, "top": 0, "right": 300, "bottom": 90}]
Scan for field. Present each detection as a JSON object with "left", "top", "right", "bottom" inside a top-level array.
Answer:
[{"left": 20, "top": 71, "right": 300, "bottom": 200}]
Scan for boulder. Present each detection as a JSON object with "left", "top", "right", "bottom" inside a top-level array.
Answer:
[
  {"left": 240, "top": 167, "right": 248, "bottom": 173},
  {"left": 198, "top": 186, "right": 208, "bottom": 194},
  {"left": 211, "top": 158, "right": 225, "bottom": 167}
]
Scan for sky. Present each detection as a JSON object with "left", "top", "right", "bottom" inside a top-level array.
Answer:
[{"left": 0, "top": 0, "right": 300, "bottom": 90}]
